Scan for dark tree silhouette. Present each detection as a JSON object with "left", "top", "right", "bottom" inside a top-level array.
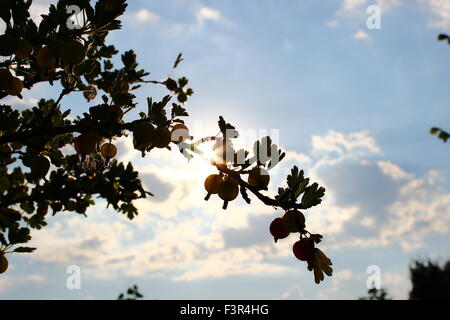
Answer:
[
  {"left": 359, "top": 288, "right": 392, "bottom": 300},
  {"left": 118, "top": 284, "right": 143, "bottom": 300},
  {"left": 409, "top": 259, "right": 450, "bottom": 300}
]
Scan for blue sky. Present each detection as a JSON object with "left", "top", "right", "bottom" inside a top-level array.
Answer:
[{"left": 1, "top": 0, "right": 450, "bottom": 299}]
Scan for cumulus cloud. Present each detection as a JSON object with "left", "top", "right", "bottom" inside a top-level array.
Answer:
[
  {"left": 308, "top": 130, "right": 450, "bottom": 252},
  {"left": 132, "top": 8, "right": 160, "bottom": 23},
  {"left": 139, "top": 173, "right": 174, "bottom": 203},
  {"left": 311, "top": 130, "right": 381, "bottom": 157},
  {"left": 335, "top": 269, "right": 354, "bottom": 280},
  {"left": 342, "top": 0, "right": 367, "bottom": 12},
  {"left": 331, "top": 0, "right": 450, "bottom": 31},
  {"left": 222, "top": 214, "right": 274, "bottom": 249},
  {"left": 336, "top": 0, "right": 402, "bottom": 17},
  {"left": 6, "top": 125, "right": 450, "bottom": 298},
  {"left": 1, "top": 96, "right": 38, "bottom": 110},
  {"left": 196, "top": 7, "right": 221, "bottom": 23},
  {"left": 378, "top": 0, "right": 403, "bottom": 12},
  {"left": 173, "top": 247, "right": 288, "bottom": 281},
  {"left": 419, "top": 0, "right": 450, "bottom": 28},
  {"left": 317, "top": 269, "right": 408, "bottom": 299},
  {"left": 162, "top": 6, "right": 229, "bottom": 38},
  {"left": 279, "top": 285, "right": 305, "bottom": 300},
  {"left": 377, "top": 161, "right": 414, "bottom": 181},
  {"left": 29, "top": 0, "right": 53, "bottom": 23},
  {"left": 328, "top": 0, "right": 402, "bottom": 32},
  {"left": 0, "top": 274, "right": 46, "bottom": 294},
  {"left": 353, "top": 29, "right": 371, "bottom": 40}
]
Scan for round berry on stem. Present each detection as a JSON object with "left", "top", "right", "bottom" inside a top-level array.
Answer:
[
  {"left": 293, "top": 237, "right": 315, "bottom": 261},
  {"left": 270, "top": 217, "right": 290, "bottom": 242},
  {"left": 204, "top": 174, "right": 223, "bottom": 200}
]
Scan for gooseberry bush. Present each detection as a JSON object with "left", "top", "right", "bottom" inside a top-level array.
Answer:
[{"left": 0, "top": 0, "right": 332, "bottom": 284}]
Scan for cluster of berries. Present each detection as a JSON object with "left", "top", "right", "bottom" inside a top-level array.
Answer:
[
  {"left": 204, "top": 166, "right": 270, "bottom": 209},
  {"left": 270, "top": 211, "right": 333, "bottom": 284}
]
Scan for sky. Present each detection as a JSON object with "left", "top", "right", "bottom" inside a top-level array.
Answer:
[{"left": 1, "top": 0, "right": 450, "bottom": 300}]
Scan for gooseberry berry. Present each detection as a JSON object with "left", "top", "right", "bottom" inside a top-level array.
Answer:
[
  {"left": 293, "top": 238, "right": 315, "bottom": 261},
  {"left": 30, "top": 155, "right": 50, "bottom": 182},
  {"left": 61, "top": 39, "right": 86, "bottom": 66},
  {"left": 165, "top": 78, "right": 178, "bottom": 91},
  {"left": 101, "top": 143, "right": 117, "bottom": 165},
  {"left": 133, "top": 122, "right": 155, "bottom": 152},
  {"left": 109, "top": 105, "right": 124, "bottom": 122},
  {"left": 65, "top": 200, "right": 78, "bottom": 212},
  {"left": 177, "top": 92, "right": 187, "bottom": 103},
  {"left": 36, "top": 46, "right": 56, "bottom": 70},
  {"left": 15, "top": 39, "right": 33, "bottom": 60},
  {"left": 171, "top": 123, "right": 189, "bottom": 143},
  {"left": 83, "top": 86, "right": 97, "bottom": 101},
  {"left": 218, "top": 178, "right": 239, "bottom": 209},
  {"left": 282, "top": 210, "right": 306, "bottom": 233},
  {"left": 153, "top": 127, "right": 171, "bottom": 149},
  {"left": 37, "top": 203, "right": 49, "bottom": 217},
  {"left": 204, "top": 174, "right": 223, "bottom": 200},
  {"left": 73, "top": 133, "right": 97, "bottom": 155},
  {"left": 6, "top": 77, "right": 23, "bottom": 96},
  {"left": 0, "top": 68, "right": 13, "bottom": 90},
  {"left": 51, "top": 202, "right": 63, "bottom": 213},
  {"left": 0, "top": 254, "right": 8, "bottom": 274},
  {"left": 270, "top": 217, "right": 290, "bottom": 242}
]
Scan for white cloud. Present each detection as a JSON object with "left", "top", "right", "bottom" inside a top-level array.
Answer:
[
  {"left": 342, "top": 0, "right": 367, "bottom": 12},
  {"left": 383, "top": 272, "right": 410, "bottom": 299},
  {"left": 24, "top": 274, "right": 46, "bottom": 283},
  {"left": 330, "top": 0, "right": 402, "bottom": 30},
  {"left": 332, "top": 0, "right": 450, "bottom": 32},
  {"left": 375, "top": 0, "right": 403, "bottom": 12},
  {"left": 174, "top": 259, "right": 287, "bottom": 281},
  {"left": 6, "top": 125, "right": 450, "bottom": 297},
  {"left": 337, "top": 0, "right": 402, "bottom": 17},
  {"left": 318, "top": 269, "right": 408, "bottom": 299},
  {"left": 0, "top": 277, "right": 12, "bottom": 294},
  {"left": 29, "top": 1, "right": 53, "bottom": 24},
  {"left": 196, "top": 7, "right": 221, "bottom": 23},
  {"left": 133, "top": 8, "right": 160, "bottom": 23},
  {"left": 377, "top": 161, "right": 414, "bottom": 181},
  {"left": 161, "top": 6, "right": 228, "bottom": 38},
  {"left": 311, "top": 130, "right": 381, "bottom": 157},
  {"left": 2, "top": 96, "right": 38, "bottom": 109},
  {"left": 314, "top": 161, "right": 450, "bottom": 252},
  {"left": 284, "top": 150, "right": 311, "bottom": 164},
  {"left": 353, "top": 29, "right": 371, "bottom": 40},
  {"left": 335, "top": 269, "right": 354, "bottom": 280},
  {"left": 419, "top": 0, "right": 450, "bottom": 28},
  {"left": 0, "top": 274, "right": 45, "bottom": 294},
  {"left": 279, "top": 285, "right": 305, "bottom": 299}
]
